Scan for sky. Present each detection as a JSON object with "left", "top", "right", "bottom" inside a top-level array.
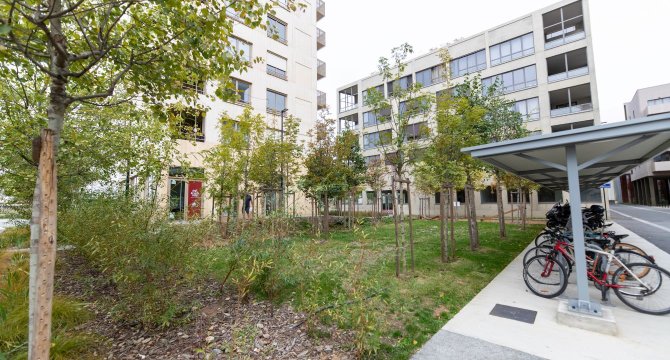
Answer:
[{"left": 317, "top": 0, "right": 670, "bottom": 125}]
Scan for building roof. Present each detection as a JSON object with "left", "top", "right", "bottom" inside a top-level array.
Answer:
[{"left": 461, "top": 113, "right": 670, "bottom": 190}]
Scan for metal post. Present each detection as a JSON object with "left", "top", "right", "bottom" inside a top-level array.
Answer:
[{"left": 565, "top": 145, "right": 602, "bottom": 316}]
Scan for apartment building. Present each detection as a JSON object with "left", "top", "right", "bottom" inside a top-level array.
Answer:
[
  {"left": 615, "top": 83, "right": 670, "bottom": 206},
  {"left": 160, "top": 0, "right": 327, "bottom": 220},
  {"left": 336, "top": 0, "right": 600, "bottom": 217}
]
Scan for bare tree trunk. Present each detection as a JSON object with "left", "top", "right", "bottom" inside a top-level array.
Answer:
[
  {"left": 439, "top": 187, "right": 448, "bottom": 263},
  {"left": 448, "top": 186, "right": 456, "bottom": 261},
  {"left": 495, "top": 170, "right": 506, "bottom": 238},
  {"left": 323, "top": 194, "right": 330, "bottom": 239},
  {"left": 398, "top": 181, "right": 407, "bottom": 274},
  {"left": 522, "top": 190, "right": 527, "bottom": 230},
  {"left": 391, "top": 179, "right": 400, "bottom": 277},
  {"left": 407, "top": 181, "right": 414, "bottom": 272},
  {"left": 465, "top": 182, "right": 479, "bottom": 251}
]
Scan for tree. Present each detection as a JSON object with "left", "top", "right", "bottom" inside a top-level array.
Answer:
[
  {"left": 335, "top": 130, "right": 366, "bottom": 228},
  {"left": 204, "top": 107, "right": 265, "bottom": 235},
  {"left": 364, "top": 158, "right": 386, "bottom": 220},
  {"left": 1, "top": 1, "right": 284, "bottom": 356},
  {"left": 299, "top": 118, "right": 347, "bottom": 239},
  {"left": 366, "top": 43, "right": 433, "bottom": 275}
]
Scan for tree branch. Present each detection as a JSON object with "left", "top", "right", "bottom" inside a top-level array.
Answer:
[{"left": 65, "top": 51, "right": 134, "bottom": 105}]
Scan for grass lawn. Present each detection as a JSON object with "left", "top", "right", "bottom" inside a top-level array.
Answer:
[{"left": 205, "top": 219, "right": 542, "bottom": 359}]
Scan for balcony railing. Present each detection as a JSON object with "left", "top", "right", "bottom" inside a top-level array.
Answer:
[
  {"left": 266, "top": 64, "right": 287, "bottom": 80},
  {"left": 548, "top": 66, "right": 589, "bottom": 83},
  {"left": 317, "top": 27, "right": 326, "bottom": 50},
  {"left": 545, "top": 29, "right": 585, "bottom": 50},
  {"left": 317, "top": 90, "right": 327, "bottom": 110},
  {"left": 317, "top": 59, "right": 326, "bottom": 80},
  {"left": 550, "top": 102, "right": 593, "bottom": 117},
  {"left": 317, "top": 0, "right": 325, "bottom": 21}
]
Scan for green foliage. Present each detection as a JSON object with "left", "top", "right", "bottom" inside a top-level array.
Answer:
[
  {"left": 0, "top": 253, "right": 95, "bottom": 360},
  {"left": 0, "top": 226, "right": 29, "bottom": 250},
  {"left": 59, "top": 194, "right": 210, "bottom": 328},
  {"left": 300, "top": 118, "right": 348, "bottom": 200}
]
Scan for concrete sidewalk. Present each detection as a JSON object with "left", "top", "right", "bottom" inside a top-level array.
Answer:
[{"left": 413, "top": 223, "right": 670, "bottom": 360}]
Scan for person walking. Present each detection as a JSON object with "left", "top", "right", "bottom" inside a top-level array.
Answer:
[{"left": 243, "top": 193, "right": 253, "bottom": 220}]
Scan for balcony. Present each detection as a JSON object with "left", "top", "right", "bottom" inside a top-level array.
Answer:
[
  {"left": 339, "top": 85, "right": 358, "bottom": 113},
  {"left": 317, "top": 90, "right": 327, "bottom": 110},
  {"left": 549, "top": 83, "right": 592, "bottom": 117},
  {"left": 547, "top": 48, "right": 589, "bottom": 83},
  {"left": 338, "top": 114, "right": 358, "bottom": 134},
  {"left": 266, "top": 64, "right": 287, "bottom": 80},
  {"left": 317, "top": 27, "right": 326, "bottom": 50},
  {"left": 543, "top": 1, "right": 586, "bottom": 50},
  {"left": 316, "top": 0, "right": 325, "bottom": 21},
  {"left": 317, "top": 59, "right": 326, "bottom": 80}
]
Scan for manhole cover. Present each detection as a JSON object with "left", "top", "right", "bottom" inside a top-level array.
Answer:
[{"left": 490, "top": 304, "right": 537, "bottom": 324}]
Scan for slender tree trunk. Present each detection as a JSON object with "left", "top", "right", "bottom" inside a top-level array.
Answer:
[
  {"left": 391, "top": 179, "right": 400, "bottom": 277},
  {"left": 398, "top": 179, "right": 407, "bottom": 274},
  {"left": 495, "top": 170, "right": 506, "bottom": 238},
  {"left": 466, "top": 182, "right": 479, "bottom": 250},
  {"left": 439, "top": 187, "right": 448, "bottom": 263},
  {"left": 522, "top": 189, "right": 527, "bottom": 230},
  {"left": 407, "top": 181, "right": 414, "bottom": 272},
  {"left": 448, "top": 186, "right": 456, "bottom": 261},
  {"left": 323, "top": 194, "right": 330, "bottom": 239}
]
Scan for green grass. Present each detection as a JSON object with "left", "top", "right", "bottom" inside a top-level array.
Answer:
[
  {"left": 0, "top": 226, "right": 29, "bottom": 250},
  {"left": 202, "top": 219, "right": 542, "bottom": 359}
]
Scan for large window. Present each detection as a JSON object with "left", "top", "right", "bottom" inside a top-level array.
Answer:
[
  {"left": 266, "top": 51, "right": 287, "bottom": 80},
  {"left": 480, "top": 186, "right": 497, "bottom": 204},
  {"left": 362, "top": 84, "right": 384, "bottom": 105},
  {"left": 267, "top": 15, "right": 287, "bottom": 43},
  {"left": 339, "top": 85, "right": 358, "bottom": 112},
  {"left": 490, "top": 33, "right": 534, "bottom": 66},
  {"left": 228, "top": 78, "right": 251, "bottom": 104},
  {"left": 229, "top": 36, "right": 251, "bottom": 61},
  {"left": 543, "top": 1, "right": 585, "bottom": 49},
  {"left": 387, "top": 75, "right": 412, "bottom": 97},
  {"left": 547, "top": 48, "right": 589, "bottom": 83},
  {"left": 450, "top": 50, "right": 486, "bottom": 78},
  {"left": 507, "top": 190, "right": 529, "bottom": 203},
  {"left": 538, "top": 187, "right": 562, "bottom": 203},
  {"left": 363, "top": 130, "right": 391, "bottom": 150},
  {"left": 405, "top": 122, "right": 428, "bottom": 141},
  {"left": 364, "top": 155, "right": 381, "bottom": 166},
  {"left": 266, "top": 89, "right": 286, "bottom": 113},
  {"left": 173, "top": 108, "right": 205, "bottom": 142},
  {"left": 363, "top": 109, "right": 389, "bottom": 128},
  {"left": 416, "top": 65, "right": 446, "bottom": 87},
  {"left": 482, "top": 65, "right": 537, "bottom": 94},
  {"left": 512, "top": 97, "right": 540, "bottom": 121},
  {"left": 648, "top": 97, "right": 670, "bottom": 106}
]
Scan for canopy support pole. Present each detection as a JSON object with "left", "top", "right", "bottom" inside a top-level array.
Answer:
[{"left": 565, "top": 144, "right": 602, "bottom": 316}]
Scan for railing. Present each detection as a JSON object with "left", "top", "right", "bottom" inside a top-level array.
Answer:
[
  {"left": 317, "top": 90, "right": 327, "bottom": 109},
  {"left": 182, "top": 81, "right": 205, "bottom": 95},
  {"left": 545, "top": 29, "right": 585, "bottom": 50},
  {"left": 550, "top": 102, "right": 593, "bottom": 117},
  {"left": 266, "top": 64, "right": 287, "bottom": 80},
  {"left": 317, "top": 59, "right": 326, "bottom": 79},
  {"left": 317, "top": 27, "right": 326, "bottom": 49},
  {"left": 316, "top": 0, "right": 325, "bottom": 20},
  {"left": 548, "top": 66, "right": 589, "bottom": 83}
]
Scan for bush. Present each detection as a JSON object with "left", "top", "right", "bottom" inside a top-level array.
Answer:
[
  {"left": 0, "top": 226, "right": 29, "bottom": 250},
  {"left": 59, "top": 194, "right": 212, "bottom": 328},
  {"left": 0, "top": 252, "right": 94, "bottom": 360}
]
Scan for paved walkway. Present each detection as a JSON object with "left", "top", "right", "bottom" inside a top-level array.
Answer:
[{"left": 413, "top": 223, "right": 670, "bottom": 360}]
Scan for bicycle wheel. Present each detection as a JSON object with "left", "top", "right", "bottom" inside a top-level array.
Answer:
[
  {"left": 612, "top": 263, "right": 670, "bottom": 315},
  {"left": 613, "top": 242, "right": 649, "bottom": 258},
  {"left": 523, "top": 254, "right": 568, "bottom": 298},
  {"left": 610, "top": 249, "right": 654, "bottom": 277},
  {"left": 534, "top": 231, "right": 555, "bottom": 247}
]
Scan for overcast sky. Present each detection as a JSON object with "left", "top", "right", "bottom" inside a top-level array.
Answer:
[{"left": 317, "top": 0, "right": 670, "bottom": 125}]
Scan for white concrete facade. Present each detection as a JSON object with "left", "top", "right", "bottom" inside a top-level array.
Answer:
[
  {"left": 615, "top": 83, "right": 670, "bottom": 205},
  {"left": 158, "top": 1, "right": 326, "bottom": 220},
  {"left": 335, "top": 0, "right": 601, "bottom": 218}
]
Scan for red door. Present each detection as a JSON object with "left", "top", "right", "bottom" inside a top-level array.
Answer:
[{"left": 187, "top": 181, "right": 203, "bottom": 219}]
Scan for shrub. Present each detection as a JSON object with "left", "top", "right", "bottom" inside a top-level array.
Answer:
[
  {"left": 0, "top": 226, "right": 29, "bottom": 250},
  {"left": 59, "top": 194, "right": 211, "bottom": 328}
]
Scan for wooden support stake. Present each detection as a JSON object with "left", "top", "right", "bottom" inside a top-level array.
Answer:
[{"left": 29, "top": 129, "right": 58, "bottom": 360}]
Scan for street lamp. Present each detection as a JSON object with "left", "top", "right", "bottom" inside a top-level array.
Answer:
[{"left": 280, "top": 108, "right": 288, "bottom": 212}]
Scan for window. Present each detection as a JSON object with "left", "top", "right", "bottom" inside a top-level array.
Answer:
[
  {"left": 338, "top": 114, "right": 358, "bottom": 133},
  {"left": 229, "top": 36, "right": 252, "bottom": 61},
  {"left": 366, "top": 191, "right": 376, "bottom": 205},
  {"left": 363, "top": 111, "right": 380, "bottom": 128},
  {"left": 654, "top": 151, "right": 670, "bottom": 162},
  {"left": 416, "top": 65, "right": 446, "bottom": 87},
  {"left": 543, "top": 1, "right": 585, "bottom": 49},
  {"left": 480, "top": 186, "right": 497, "bottom": 203},
  {"left": 538, "top": 187, "right": 562, "bottom": 203},
  {"left": 436, "top": 190, "right": 466, "bottom": 204},
  {"left": 363, "top": 130, "right": 391, "bottom": 150},
  {"left": 173, "top": 109, "right": 205, "bottom": 142},
  {"left": 387, "top": 75, "right": 412, "bottom": 97},
  {"left": 405, "top": 122, "right": 428, "bottom": 141},
  {"left": 648, "top": 97, "right": 670, "bottom": 106},
  {"left": 450, "top": 50, "right": 486, "bottom": 78},
  {"left": 182, "top": 79, "right": 205, "bottom": 95},
  {"left": 339, "top": 85, "right": 358, "bottom": 112},
  {"left": 547, "top": 48, "right": 589, "bottom": 82},
  {"left": 362, "top": 84, "right": 384, "bottom": 105},
  {"left": 266, "top": 51, "right": 287, "bottom": 80},
  {"left": 580, "top": 188, "right": 602, "bottom": 203},
  {"left": 507, "top": 190, "right": 529, "bottom": 203},
  {"left": 267, "top": 15, "right": 287, "bottom": 43},
  {"left": 549, "top": 83, "right": 592, "bottom": 117},
  {"left": 399, "top": 97, "right": 430, "bottom": 117},
  {"left": 266, "top": 89, "right": 286, "bottom": 113},
  {"left": 512, "top": 97, "right": 540, "bottom": 121},
  {"left": 225, "top": 78, "right": 251, "bottom": 104},
  {"left": 490, "top": 33, "right": 534, "bottom": 66},
  {"left": 482, "top": 65, "right": 537, "bottom": 94},
  {"left": 364, "top": 155, "right": 381, "bottom": 166}
]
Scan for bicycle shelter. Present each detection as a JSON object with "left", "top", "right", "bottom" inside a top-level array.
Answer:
[{"left": 461, "top": 113, "right": 670, "bottom": 326}]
